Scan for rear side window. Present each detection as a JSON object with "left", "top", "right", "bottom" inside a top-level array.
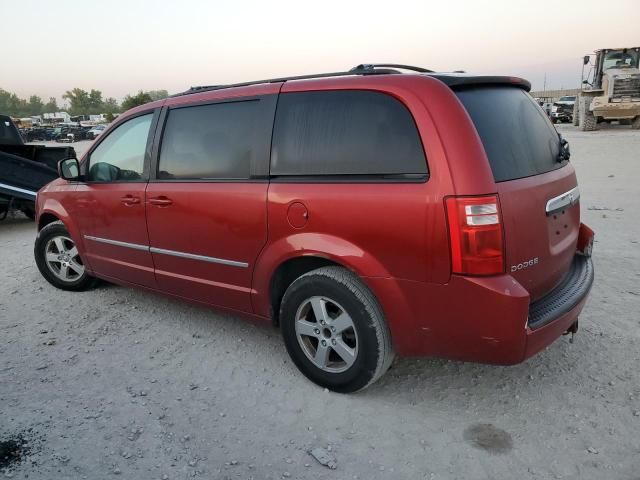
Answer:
[
  {"left": 271, "top": 90, "right": 427, "bottom": 176},
  {"left": 455, "top": 87, "right": 563, "bottom": 182},
  {"left": 158, "top": 100, "right": 267, "bottom": 180}
]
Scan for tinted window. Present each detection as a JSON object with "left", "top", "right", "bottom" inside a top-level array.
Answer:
[
  {"left": 158, "top": 100, "right": 265, "bottom": 180},
  {"left": 88, "top": 114, "right": 152, "bottom": 182},
  {"left": 455, "top": 87, "right": 563, "bottom": 182},
  {"left": 271, "top": 91, "right": 427, "bottom": 176}
]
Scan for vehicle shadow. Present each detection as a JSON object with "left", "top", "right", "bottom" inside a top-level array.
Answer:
[{"left": 364, "top": 322, "right": 605, "bottom": 412}]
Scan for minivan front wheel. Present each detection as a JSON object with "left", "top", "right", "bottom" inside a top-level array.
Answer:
[
  {"left": 35, "top": 221, "right": 96, "bottom": 291},
  {"left": 280, "top": 266, "right": 394, "bottom": 393}
]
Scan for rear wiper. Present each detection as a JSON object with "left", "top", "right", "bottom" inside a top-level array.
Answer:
[{"left": 558, "top": 134, "right": 571, "bottom": 162}]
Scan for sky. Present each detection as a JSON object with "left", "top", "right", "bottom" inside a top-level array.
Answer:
[{"left": 2, "top": 0, "right": 639, "bottom": 105}]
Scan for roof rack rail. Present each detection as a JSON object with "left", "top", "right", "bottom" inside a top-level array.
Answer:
[
  {"left": 172, "top": 64, "right": 433, "bottom": 97},
  {"left": 350, "top": 63, "right": 434, "bottom": 73}
]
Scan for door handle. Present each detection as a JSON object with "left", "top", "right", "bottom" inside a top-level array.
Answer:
[
  {"left": 149, "top": 196, "right": 173, "bottom": 207},
  {"left": 120, "top": 195, "right": 141, "bottom": 205}
]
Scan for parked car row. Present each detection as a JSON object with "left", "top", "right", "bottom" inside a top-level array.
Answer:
[{"left": 19, "top": 124, "right": 107, "bottom": 143}]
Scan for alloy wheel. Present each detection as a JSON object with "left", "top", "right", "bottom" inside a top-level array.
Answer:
[
  {"left": 294, "top": 296, "right": 359, "bottom": 373},
  {"left": 44, "top": 235, "right": 85, "bottom": 282}
]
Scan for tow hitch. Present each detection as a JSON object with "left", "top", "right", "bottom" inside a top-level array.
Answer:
[{"left": 563, "top": 319, "right": 579, "bottom": 343}]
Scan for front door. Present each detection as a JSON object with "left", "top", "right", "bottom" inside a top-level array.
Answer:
[
  {"left": 78, "top": 111, "right": 158, "bottom": 287},
  {"left": 145, "top": 96, "right": 276, "bottom": 312}
]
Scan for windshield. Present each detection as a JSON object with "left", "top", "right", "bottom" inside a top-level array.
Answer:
[
  {"left": 603, "top": 49, "right": 639, "bottom": 69},
  {"left": 559, "top": 96, "right": 576, "bottom": 102}
]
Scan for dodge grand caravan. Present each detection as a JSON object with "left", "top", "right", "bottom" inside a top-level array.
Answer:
[{"left": 34, "top": 64, "right": 595, "bottom": 392}]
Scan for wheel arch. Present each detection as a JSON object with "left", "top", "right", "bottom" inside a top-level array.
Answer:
[
  {"left": 37, "top": 198, "right": 71, "bottom": 231},
  {"left": 36, "top": 199, "right": 92, "bottom": 273},
  {"left": 252, "top": 233, "right": 392, "bottom": 324},
  {"left": 268, "top": 256, "right": 342, "bottom": 326},
  {"left": 38, "top": 212, "right": 61, "bottom": 231}
]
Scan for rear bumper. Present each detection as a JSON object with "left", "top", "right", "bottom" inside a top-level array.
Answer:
[
  {"left": 365, "top": 254, "right": 594, "bottom": 364},
  {"left": 527, "top": 255, "right": 593, "bottom": 329}
]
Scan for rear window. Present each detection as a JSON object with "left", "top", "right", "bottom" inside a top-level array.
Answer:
[
  {"left": 455, "top": 87, "right": 563, "bottom": 182},
  {"left": 271, "top": 90, "right": 427, "bottom": 177}
]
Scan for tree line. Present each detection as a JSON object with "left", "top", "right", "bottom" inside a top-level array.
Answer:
[{"left": 0, "top": 87, "right": 168, "bottom": 120}]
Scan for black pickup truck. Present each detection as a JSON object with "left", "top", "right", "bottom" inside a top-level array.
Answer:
[{"left": 1, "top": 115, "right": 75, "bottom": 220}]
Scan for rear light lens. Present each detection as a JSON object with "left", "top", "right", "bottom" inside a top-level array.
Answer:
[
  {"left": 445, "top": 195, "right": 505, "bottom": 276},
  {"left": 577, "top": 222, "right": 594, "bottom": 257}
]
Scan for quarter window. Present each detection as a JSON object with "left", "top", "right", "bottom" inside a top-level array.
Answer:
[
  {"left": 455, "top": 87, "right": 563, "bottom": 182},
  {"left": 270, "top": 90, "right": 427, "bottom": 176},
  {"left": 158, "top": 100, "right": 266, "bottom": 180},
  {"left": 88, "top": 114, "right": 152, "bottom": 182}
]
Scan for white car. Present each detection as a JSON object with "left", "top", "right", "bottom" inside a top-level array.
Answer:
[
  {"left": 551, "top": 96, "right": 577, "bottom": 123},
  {"left": 87, "top": 124, "right": 107, "bottom": 140}
]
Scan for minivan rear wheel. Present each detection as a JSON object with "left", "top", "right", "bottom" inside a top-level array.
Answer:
[{"left": 280, "top": 266, "right": 394, "bottom": 393}]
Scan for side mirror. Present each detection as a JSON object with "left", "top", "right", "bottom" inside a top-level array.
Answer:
[
  {"left": 58, "top": 158, "right": 81, "bottom": 181},
  {"left": 583, "top": 55, "right": 590, "bottom": 65}
]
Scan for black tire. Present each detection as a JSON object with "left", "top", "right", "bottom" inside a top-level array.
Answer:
[
  {"left": 280, "top": 266, "right": 394, "bottom": 393},
  {"left": 34, "top": 221, "right": 96, "bottom": 291},
  {"left": 632, "top": 116, "right": 640, "bottom": 130},
  {"left": 580, "top": 97, "right": 597, "bottom": 131}
]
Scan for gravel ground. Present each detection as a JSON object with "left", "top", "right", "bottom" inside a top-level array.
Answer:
[{"left": 1, "top": 126, "right": 639, "bottom": 479}]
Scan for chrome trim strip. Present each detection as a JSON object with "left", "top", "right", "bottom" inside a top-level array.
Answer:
[
  {"left": 149, "top": 247, "right": 248, "bottom": 268},
  {"left": 84, "top": 235, "right": 150, "bottom": 252},
  {"left": 545, "top": 186, "right": 580, "bottom": 215},
  {"left": 0, "top": 182, "right": 37, "bottom": 198},
  {"left": 83, "top": 235, "right": 248, "bottom": 268}
]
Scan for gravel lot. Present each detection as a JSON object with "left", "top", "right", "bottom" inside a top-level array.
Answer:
[{"left": 1, "top": 126, "right": 639, "bottom": 480}]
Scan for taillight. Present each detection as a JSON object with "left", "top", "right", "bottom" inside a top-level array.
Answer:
[{"left": 445, "top": 195, "right": 505, "bottom": 276}]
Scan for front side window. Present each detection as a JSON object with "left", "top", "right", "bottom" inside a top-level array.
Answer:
[
  {"left": 270, "top": 90, "right": 427, "bottom": 176},
  {"left": 158, "top": 100, "right": 265, "bottom": 180},
  {"left": 88, "top": 114, "right": 152, "bottom": 182}
]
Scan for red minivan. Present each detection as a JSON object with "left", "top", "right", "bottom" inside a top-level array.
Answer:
[{"left": 34, "top": 64, "right": 594, "bottom": 392}]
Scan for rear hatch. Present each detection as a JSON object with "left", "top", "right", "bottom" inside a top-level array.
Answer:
[{"left": 455, "top": 86, "right": 580, "bottom": 301}]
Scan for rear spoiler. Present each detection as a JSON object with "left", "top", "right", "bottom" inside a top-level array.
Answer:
[{"left": 429, "top": 74, "right": 531, "bottom": 92}]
